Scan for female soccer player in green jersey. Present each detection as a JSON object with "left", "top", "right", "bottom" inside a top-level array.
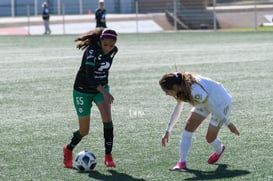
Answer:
[{"left": 63, "top": 28, "right": 118, "bottom": 168}]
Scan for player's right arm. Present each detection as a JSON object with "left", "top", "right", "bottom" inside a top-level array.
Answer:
[
  {"left": 162, "top": 101, "right": 184, "bottom": 147},
  {"left": 96, "top": 85, "right": 114, "bottom": 104}
]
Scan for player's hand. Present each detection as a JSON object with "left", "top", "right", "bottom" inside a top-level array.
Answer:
[
  {"left": 228, "top": 123, "right": 240, "bottom": 136},
  {"left": 103, "top": 92, "right": 114, "bottom": 104},
  {"left": 161, "top": 131, "right": 170, "bottom": 147},
  {"left": 97, "top": 85, "right": 114, "bottom": 104}
]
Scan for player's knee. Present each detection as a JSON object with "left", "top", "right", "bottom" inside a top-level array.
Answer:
[
  {"left": 206, "top": 134, "right": 217, "bottom": 143},
  {"left": 185, "top": 126, "right": 194, "bottom": 132},
  {"left": 184, "top": 123, "right": 196, "bottom": 132}
]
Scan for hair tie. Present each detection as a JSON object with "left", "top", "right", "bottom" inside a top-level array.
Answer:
[
  {"left": 102, "top": 33, "right": 117, "bottom": 38},
  {"left": 100, "top": 29, "right": 118, "bottom": 40},
  {"left": 173, "top": 72, "right": 179, "bottom": 78},
  {"left": 173, "top": 72, "right": 182, "bottom": 84}
]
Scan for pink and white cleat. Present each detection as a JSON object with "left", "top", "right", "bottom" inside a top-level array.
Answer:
[
  {"left": 170, "top": 161, "right": 187, "bottom": 171},
  {"left": 208, "top": 144, "right": 225, "bottom": 164},
  {"left": 104, "top": 154, "right": 116, "bottom": 167}
]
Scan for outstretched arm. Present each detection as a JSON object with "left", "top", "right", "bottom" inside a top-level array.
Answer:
[
  {"left": 162, "top": 101, "right": 184, "bottom": 147},
  {"left": 165, "top": 101, "right": 184, "bottom": 132}
]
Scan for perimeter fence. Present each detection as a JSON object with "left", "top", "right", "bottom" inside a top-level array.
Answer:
[{"left": 1, "top": 0, "right": 273, "bottom": 32}]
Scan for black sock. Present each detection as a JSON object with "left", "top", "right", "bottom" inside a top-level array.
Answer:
[
  {"left": 67, "top": 130, "right": 83, "bottom": 151},
  {"left": 103, "top": 122, "right": 114, "bottom": 155}
]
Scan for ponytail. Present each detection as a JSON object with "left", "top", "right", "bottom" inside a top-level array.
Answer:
[
  {"left": 74, "top": 28, "right": 103, "bottom": 50},
  {"left": 176, "top": 73, "right": 196, "bottom": 104}
]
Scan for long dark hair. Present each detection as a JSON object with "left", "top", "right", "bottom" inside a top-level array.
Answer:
[
  {"left": 74, "top": 28, "right": 117, "bottom": 50},
  {"left": 159, "top": 72, "right": 197, "bottom": 104}
]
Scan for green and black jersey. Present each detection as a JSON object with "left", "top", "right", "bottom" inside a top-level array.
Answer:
[
  {"left": 73, "top": 41, "right": 118, "bottom": 93},
  {"left": 95, "top": 8, "right": 107, "bottom": 28}
]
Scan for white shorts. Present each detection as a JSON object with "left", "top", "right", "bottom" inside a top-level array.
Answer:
[{"left": 191, "top": 104, "right": 231, "bottom": 127}]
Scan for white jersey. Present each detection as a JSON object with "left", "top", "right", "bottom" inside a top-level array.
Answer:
[
  {"left": 165, "top": 75, "right": 232, "bottom": 132},
  {"left": 191, "top": 75, "right": 232, "bottom": 126}
]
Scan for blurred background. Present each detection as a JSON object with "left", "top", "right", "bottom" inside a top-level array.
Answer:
[{"left": 0, "top": 0, "right": 273, "bottom": 34}]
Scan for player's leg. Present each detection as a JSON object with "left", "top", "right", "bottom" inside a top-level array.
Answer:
[
  {"left": 207, "top": 116, "right": 225, "bottom": 164},
  {"left": 63, "top": 90, "right": 93, "bottom": 168},
  {"left": 172, "top": 109, "right": 207, "bottom": 170},
  {"left": 96, "top": 101, "right": 116, "bottom": 167},
  {"left": 63, "top": 116, "right": 90, "bottom": 168},
  {"left": 207, "top": 101, "right": 232, "bottom": 164},
  {"left": 45, "top": 20, "right": 49, "bottom": 34},
  {"left": 43, "top": 20, "right": 47, "bottom": 34},
  {"left": 207, "top": 95, "right": 232, "bottom": 164},
  {"left": 67, "top": 116, "right": 90, "bottom": 149},
  {"left": 46, "top": 20, "right": 51, "bottom": 34},
  {"left": 94, "top": 85, "right": 116, "bottom": 167}
]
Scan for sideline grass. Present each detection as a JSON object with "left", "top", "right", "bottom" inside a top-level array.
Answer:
[{"left": 0, "top": 31, "right": 273, "bottom": 181}]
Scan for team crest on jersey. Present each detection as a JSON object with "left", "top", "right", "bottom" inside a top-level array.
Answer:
[
  {"left": 87, "top": 50, "right": 95, "bottom": 59},
  {"left": 89, "top": 49, "right": 94, "bottom": 55},
  {"left": 78, "top": 107, "right": 83, "bottom": 114},
  {"left": 194, "top": 94, "right": 202, "bottom": 101}
]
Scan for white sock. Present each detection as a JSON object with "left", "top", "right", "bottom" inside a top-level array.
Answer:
[
  {"left": 179, "top": 130, "right": 193, "bottom": 162},
  {"left": 210, "top": 137, "right": 222, "bottom": 154}
]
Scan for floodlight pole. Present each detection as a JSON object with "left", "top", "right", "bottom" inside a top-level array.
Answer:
[
  {"left": 27, "top": 5, "right": 30, "bottom": 35},
  {"left": 34, "top": 0, "right": 38, "bottom": 16},
  {"left": 213, "top": 0, "right": 216, "bottom": 31},
  {"left": 11, "top": 0, "right": 15, "bottom": 17},
  {"left": 254, "top": 0, "right": 257, "bottom": 31},
  {"left": 135, "top": 0, "right": 139, "bottom": 33},
  {"left": 79, "top": 0, "right": 83, "bottom": 15},
  {"left": 62, "top": 4, "right": 66, "bottom": 34},
  {"left": 57, "top": 0, "right": 61, "bottom": 15}
]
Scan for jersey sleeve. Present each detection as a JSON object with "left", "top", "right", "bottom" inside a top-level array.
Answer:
[
  {"left": 191, "top": 83, "right": 208, "bottom": 104},
  {"left": 165, "top": 101, "right": 184, "bottom": 132}
]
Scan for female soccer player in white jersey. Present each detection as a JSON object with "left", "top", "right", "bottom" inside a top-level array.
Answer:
[{"left": 159, "top": 72, "right": 240, "bottom": 170}]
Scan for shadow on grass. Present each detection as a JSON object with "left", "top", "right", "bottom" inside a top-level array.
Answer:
[
  {"left": 178, "top": 164, "right": 250, "bottom": 180},
  {"left": 88, "top": 170, "right": 146, "bottom": 181}
]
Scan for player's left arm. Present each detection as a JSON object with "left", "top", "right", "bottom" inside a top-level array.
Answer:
[{"left": 227, "top": 123, "right": 240, "bottom": 135}]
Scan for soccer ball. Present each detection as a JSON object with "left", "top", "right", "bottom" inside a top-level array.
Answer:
[{"left": 75, "top": 150, "right": 97, "bottom": 171}]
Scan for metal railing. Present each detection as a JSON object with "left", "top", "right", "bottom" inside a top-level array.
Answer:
[{"left": 0, "top": 0, "right": 273, "bottom": 34}]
